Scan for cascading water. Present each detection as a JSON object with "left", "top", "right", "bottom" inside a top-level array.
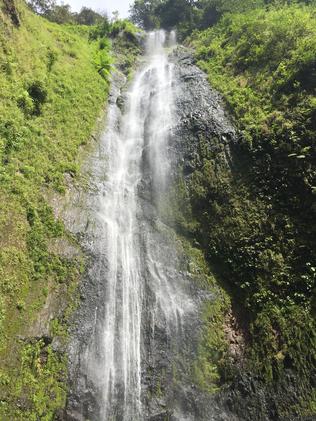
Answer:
[
  {"left": 67, "top": 28, "right": 236, "bottom": 421},
  {"left": 77, "top": 30, "right": 186, "bottom": 421}
]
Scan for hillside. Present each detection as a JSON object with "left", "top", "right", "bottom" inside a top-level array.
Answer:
[
  {"left": 0, "top": 1, "right": 140, "bottom": 418},
  {"left": 129, "top": 0, "right": 316, "bottom": 417},
  {"left": 0, "top": 0, "right": 315, "bottom": 419},
  {"left": 184, "top": 3, "right": 316, "bottom": 417}
]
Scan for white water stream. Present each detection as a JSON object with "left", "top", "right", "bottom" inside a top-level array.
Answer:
[
  {"left": 66, "top": 27, "right": 238, "bottom": 421},
  {"left": 84, "top": 30, "right": 181, "bottom": 421}
]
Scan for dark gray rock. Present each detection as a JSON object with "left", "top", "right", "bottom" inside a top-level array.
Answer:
[
  {"left": 169, "top": 46, "right": 236, "bottom": 180},
  {"left": 60, "top": 45, "right": 309, "bottom": 421},
  {"left": 61, "top": 48, "right": 240, "bottom": 421}
]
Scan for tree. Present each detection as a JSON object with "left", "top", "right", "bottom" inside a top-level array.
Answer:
[
  {"left": 28, "top": 0, "right": 56, "bottom": 15},
  {"left": 129, "top": 0, "right": 267, "bottom": 32},
  {"left": 111, "top": 10, "right": 119, "bottom": 21},
  {"left": 75, "top": 7, "right": 104, "bottom": 25},
  {"left": 45, "top": 3, "right": 73, "bottom": 23},
  {"left": 129, "top": 0, "right": 162, "bottom": 29},
  {"left": 156, "top": 0, "right": 197, "bottom": 29}
]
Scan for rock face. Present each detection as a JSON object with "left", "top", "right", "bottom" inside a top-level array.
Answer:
[
  {"left": 62, "top": 44, "right": 309, "bottom": 421},
  {"left": 170, "top": 48, "right": 315, "bottom": 421},
  {"left": 171, "top": 48, "right": 316, "bottom": 421},
  {"left": 170, "top": 47, "right": 236, "bottom": 177},
  {"left": 61, "top": 44, "right": 242, "bottom": 421}
]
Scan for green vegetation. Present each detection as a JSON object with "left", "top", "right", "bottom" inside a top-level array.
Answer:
[
  {"left": 28, "top": 0, "right": 106, "bottom": 25},
  {"left": 131, "top": 0, "right": 316, "bottom": 415},
  {"left": 130, "top": 0, "right": 316, "bottom": 38},
  {"left": 183, "top": 240, "right": 231, "bottom": 393},
  {"left": 1, "top": 0, "right": 315, "bottom": 416},
  {"left": 90, "top": 18, "right": 142, "bottom": 77},
  {"left": 0, "top": 0, "right": 140, "bottom": 418},
  {"left": 179, "top": 2, "right": 316, "bottom": 415}
]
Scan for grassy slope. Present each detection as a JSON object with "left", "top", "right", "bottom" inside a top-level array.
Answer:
[
  {"left": 0, "top": 1, "right": 110, "bottom": 419},
  {"left": 187, "top": 3, "right": 316, "bottom": 416}
]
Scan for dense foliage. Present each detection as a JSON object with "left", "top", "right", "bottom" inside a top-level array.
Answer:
[
  {"left": 0, "top": 0, "right": 140, "bottom": 418},
  {"left": 1, "top": 0, "right": 315, "bottom": 416},
  {"left": 181, "top": 2, "right": 316, "bottom": 414},
  {"left": 130, "top": 0, "right": 316, "bottom": 38},
  {"left": 129, "top": 0, "right": 316, "bottom": 414},
  {"left": 28, "top": 0, "right": 106, "bottom": 25}
]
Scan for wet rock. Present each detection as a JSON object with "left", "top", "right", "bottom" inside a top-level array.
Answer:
[
  {"left": 63, "top": 45, "right": 242, "bottom": 421},
  {"left": 47, "top": 237, "right": 81, "bottom": 260},
  {"left": 52, "top": 336, "right": 66, "bottom": 353},
  {"left": 169, "top": 47, "right": 236, "bottom": 183},
  {"left": 148, "top": 411, "right": 173, "bottom": 421},
  {"left": 116, "top": 92, "right": 129, "bottom": 111}
]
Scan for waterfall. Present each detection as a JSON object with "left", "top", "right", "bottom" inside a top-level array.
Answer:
[
  {"left": 66, "top": 26, "right": 239, "bottom": 421},
  {"left": 79, "top": 30, "right": 180, "bottom": 421}
]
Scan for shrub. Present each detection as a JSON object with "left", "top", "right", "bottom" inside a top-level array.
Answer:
[
  {"left": 188, "top": 2, "right": 316, "bottom": 390},
  {"left": 17, "top": 90, "right": 34, "bottom": 115},
  {"left": 94, "top": 49, "right": 112, "bottom": 80},
  {"left": 46, "top": 48, "right": 57, "bottom": 71},
  {"left": 27, "top": 80, "right": 48, "bottom": 115}
]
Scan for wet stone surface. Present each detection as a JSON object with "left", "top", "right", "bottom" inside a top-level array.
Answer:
[
  {"left": 61, "top": 44, "right": 241, "bottom": 421},
  {"left": 60, "top": 42, "right": 296, "bottom": 421}
]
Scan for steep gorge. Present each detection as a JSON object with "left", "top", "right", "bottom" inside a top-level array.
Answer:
[
  {"left": 0, "top": 1, "right": 315, "bottom": 419},
  {"left": 61, "top": 31, "right": 236, "bottom": 421},
  {"left": 62, "top": 33, "right": 316, "bottom": 420}
]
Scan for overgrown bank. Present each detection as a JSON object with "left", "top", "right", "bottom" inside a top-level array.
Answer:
[
  {"left": 1, "top": 0, "right": 315, "bottom": 417},
  {"left": 0, "top": 1, "right": 140, "bottom": 418},
  {"left": 180, "top": 3, "right": 316, "bottom": 418}
]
